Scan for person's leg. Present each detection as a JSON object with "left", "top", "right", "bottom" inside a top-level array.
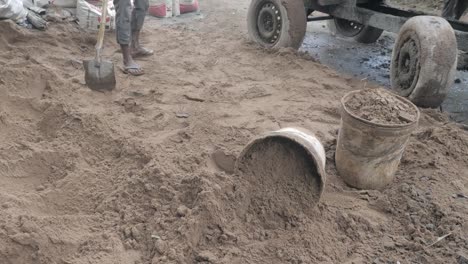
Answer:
[
  {"left": 456, "top": 0, "right": 468, "bottom": 20},
  {"left": 131, "top": 0, "right": 153, "bottom": 57},
  {"left": 115, "top": 0, "right": 144, "bottom": 75},
  {"left": 442, "top": 0, "right": 458, "bottom": 19}
]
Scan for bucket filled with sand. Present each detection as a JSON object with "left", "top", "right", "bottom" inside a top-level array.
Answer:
[
  {"left": 336, "top": 88, "right": 420, "bottom": 190},
  {"left": 236, "top": 127, "right": 326, "bottom": 208}
]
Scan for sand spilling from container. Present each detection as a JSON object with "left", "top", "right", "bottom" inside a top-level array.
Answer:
[
  {"left": 345, "top": 88, "right": 418, "bottom": 125},
  {"left": 236, "top": 137, "right": 321, "bottom": 229},
  {"left": 0, "top": 1, "right": 468, "bottom": 263}
]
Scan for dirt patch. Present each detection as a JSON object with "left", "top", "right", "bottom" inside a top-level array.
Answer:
[
  {"left": 345, "top": 88, "right": 418, "bottom": 124},
  {"left": 211, "top": 150, "right": 236, "bottom": 174}
]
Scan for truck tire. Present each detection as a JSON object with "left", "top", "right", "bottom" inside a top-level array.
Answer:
[
  {"left": 390, "top": 16, "right": 457, "bottom": 108},
  {"left": 247, "top": 0, "right": 307, "bottom": 50},
  {"left": 328, "top": 18, "right": 383, "bottom": 44}
]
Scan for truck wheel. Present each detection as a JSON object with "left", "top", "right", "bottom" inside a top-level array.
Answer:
[
  {"left": 247, "top": 0, "right": 307, "bottom": 50},
  {"left": 328, "top": 18, "right": 383, "bottom": 44},
  {"left": 390, "top": 16, "right": 457, "bottom": 108}
]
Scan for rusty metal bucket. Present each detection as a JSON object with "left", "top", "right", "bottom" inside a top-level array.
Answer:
[{"left": 335, "top": 90, "right": 420, "bottom": 190}]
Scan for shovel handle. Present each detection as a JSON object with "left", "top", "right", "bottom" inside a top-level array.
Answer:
[{"left": 95, "top": 0, "right": 109, "bottom": 65}]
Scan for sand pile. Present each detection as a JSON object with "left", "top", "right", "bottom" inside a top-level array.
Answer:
[
  {"left": 0, "top": 0, "right": 468, "bottom": 263},
  {"left": 345, "top": 88, "right": 418, "bottom": 124}
]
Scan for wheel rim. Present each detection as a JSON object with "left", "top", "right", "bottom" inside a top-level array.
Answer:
[
  {"left": 393, "top": 36, "right": 420, "bottom": 96},
  {"left": 256, "top": 1, "right": 282, "bottom": 45},
  {"left": 334, "top": 18, "right": 364, "bottom": 37}
]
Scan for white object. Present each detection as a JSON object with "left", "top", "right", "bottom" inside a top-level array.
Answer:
[
  {"left": 172, "top": 0, "right": 179, "bottom": 16},
  {"left": 275, "top": 128, "right": 326, "bottom": 168},
  {"left": 236, "top": 127, "right": 327, "bottom": 202},
  {"left": 52, "top": 0, "right": 77, "bottom": 7},
  {"left": 76, "top": 0, "right": 115, "bottom": 31},
  {"left": 0, "top": 0, "right": 28, "bottom": 22},
  {"left": 31, "top": 0, "right": 49, "bottom": 7},
  {"left": 30, "top": 0, "right": 77, "bottom": 8}
]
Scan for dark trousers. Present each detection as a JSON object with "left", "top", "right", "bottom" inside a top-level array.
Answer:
[
  {"left": 114, "top": 0, "right": 149, "bottom": 45},
  {"left": 442, "top": 0, "right": 468, "bottom": 20}
]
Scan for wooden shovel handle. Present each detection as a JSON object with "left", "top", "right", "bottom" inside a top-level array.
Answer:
[{"left": 95, "top": 0, "right": 109, "bottom": 64}]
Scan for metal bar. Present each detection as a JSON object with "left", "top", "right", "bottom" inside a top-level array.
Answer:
[
  {"left": 331, "top": 6, "right": 468, "bottom": 51},
  {"left": 364, "top": 4, "right": 425, "bottom": 18},
  {"left": 317, "top": 0, "right": 344, "bottom": 6},
  {"left": 327, "top": 5, "right": 408, "bottom": 33},
  {"left": 309, "top": 0, "right": 468, "bottom": 51},
  {"left": 365, "top": 3, "right": 468, "bottom": 32},
  {"left": 447, "top": 19, "right": 468, "bottom": 31},
  {"left": 307, "top": 15, "right": 333, "bottom": 22},
  {"left": 455, "top": 31, "right": 468, "bottom": 52}
]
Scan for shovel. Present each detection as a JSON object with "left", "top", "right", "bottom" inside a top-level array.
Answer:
[{"left": 84, "top": 0, "right": 116, "bottom": 91}]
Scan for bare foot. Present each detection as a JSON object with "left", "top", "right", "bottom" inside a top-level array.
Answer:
[
  {"left": 132, "top": 47, "right": 154, "bottom": 58},
  {"left": 123, "top": 60, "right": 145, "bottom": 76}
]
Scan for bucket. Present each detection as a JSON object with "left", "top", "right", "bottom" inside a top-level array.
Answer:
[
  {"left": 335, "top": 89, "right": 420, "bottom": 190},
  {"left": 148, "top": 0, "right": 172, "bottom": 18},
  {"left": 180, "top": 0, "right": 198, "bottom": 14},
  {"left": 236, "top": 127, "right": 326, "bottom": 204}
]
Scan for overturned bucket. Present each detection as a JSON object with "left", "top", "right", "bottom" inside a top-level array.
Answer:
[
  {"left": 236, "top": 127, "right": 326, "bottom": 204},
  {"left": 335, "top": 89, "right": 420, "bottom": 190}
]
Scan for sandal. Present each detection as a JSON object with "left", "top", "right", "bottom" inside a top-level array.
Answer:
[
  {"left": 132, "top": 47, "right": 154, "bottom": 58},
  {"left": 120, "top": 65, "right": 145, "bottom": 76}
]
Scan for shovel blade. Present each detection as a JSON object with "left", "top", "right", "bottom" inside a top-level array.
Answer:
[{"left": 84, "top": 59, "right": 116, "bottom": 92}]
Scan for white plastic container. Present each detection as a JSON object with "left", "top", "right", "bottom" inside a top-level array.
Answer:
[
  {"left": 30, "top": 0, "right": 77, "bottom": 8},
  {"left": 76, "top": 0, "right": 116, "bottom": 31},
  {"left": 236, "top": 127, "right": 326, "bottom": 203}
]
